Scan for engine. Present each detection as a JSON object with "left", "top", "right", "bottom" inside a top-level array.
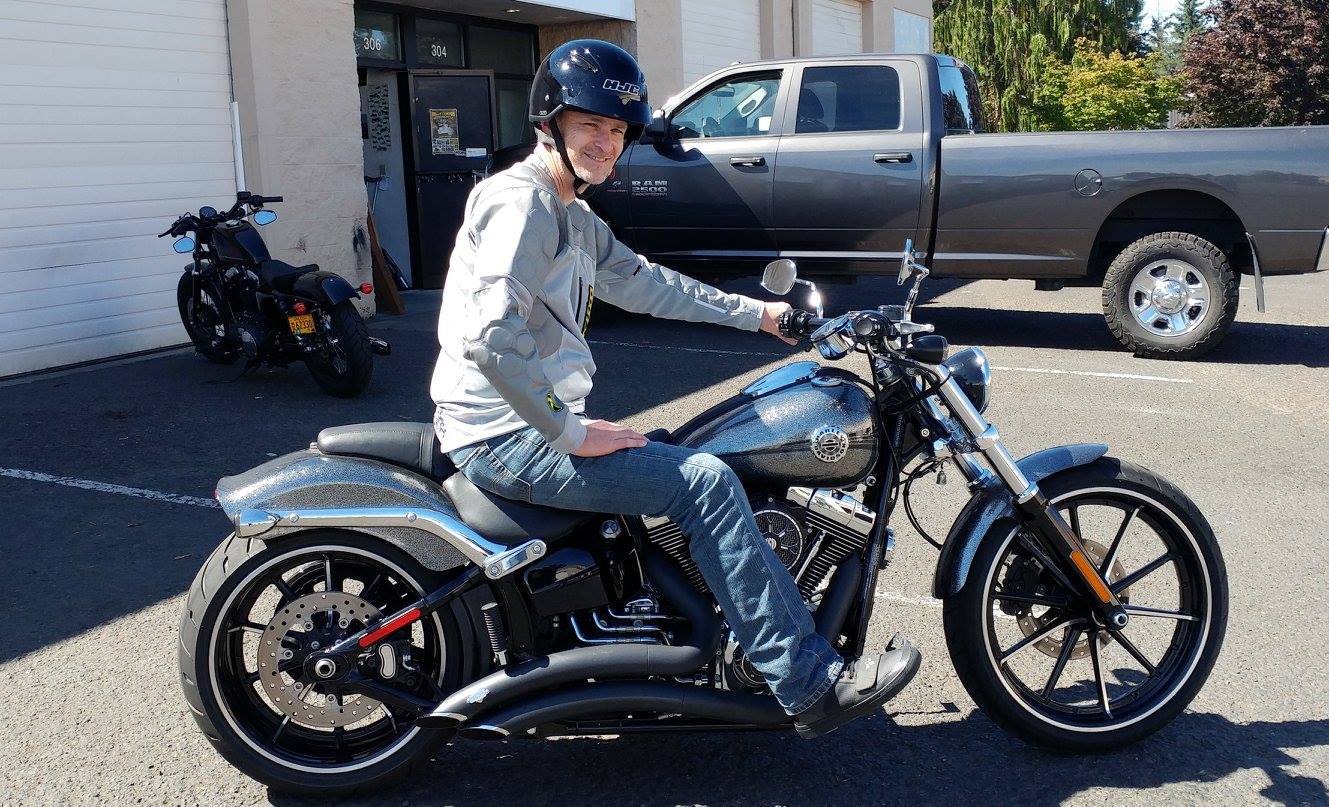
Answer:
[{"left": 641, "top": 486, "right": 876, "bottom": 601}]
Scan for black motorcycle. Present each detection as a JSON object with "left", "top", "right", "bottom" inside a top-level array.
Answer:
[
  {"left": 162, "top": 192, "right": 388, "bottom": 397},
  {"left": 179, "top": 244, "right": 1227, "bottom": 794}
]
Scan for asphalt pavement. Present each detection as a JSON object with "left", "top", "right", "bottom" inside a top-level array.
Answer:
[{"left": 1, "top": 270, "right": 1326, "bottom": 806}]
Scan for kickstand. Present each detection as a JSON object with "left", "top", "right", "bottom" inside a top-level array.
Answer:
[{"left": 228, "top": 358, "right": 261, "bottom": 383}]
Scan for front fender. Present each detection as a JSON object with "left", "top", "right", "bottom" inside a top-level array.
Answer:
[
  {"left": 215, "top": 449, "right": 469, "bottom": 571},
  {"left": 931, "top": 443, "right": 1109, "bottom": 599},
  {"left": 290, "top": 271, "right": 359, "bottom": 306}
]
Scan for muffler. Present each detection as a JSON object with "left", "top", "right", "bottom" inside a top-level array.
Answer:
[
  {"left": 417, "top": 548, "right": 719, "bottom": 728},
  {"left": 459, "top": 681, "right": 788, "bottom": 739}
]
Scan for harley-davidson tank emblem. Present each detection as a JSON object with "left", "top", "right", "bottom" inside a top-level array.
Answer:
[{"left": 810, "top": 426, "right": 850, "bottom": 464}]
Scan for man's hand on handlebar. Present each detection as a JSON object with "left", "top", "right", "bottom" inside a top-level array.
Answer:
[{"left": 760, "top": 302, "right": 798, "bottom": 346}]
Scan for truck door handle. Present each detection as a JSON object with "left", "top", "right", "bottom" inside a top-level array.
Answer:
[
  {"left": 874, "top": 152, "right": 913, "bottom": 164},
  {"left": 730, "top": 156, "right": 766, "bottom": 167}
]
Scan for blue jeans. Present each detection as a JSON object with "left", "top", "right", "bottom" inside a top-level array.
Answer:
[{"left": 449, "top": 426, "right": 843, "bottom": 714}]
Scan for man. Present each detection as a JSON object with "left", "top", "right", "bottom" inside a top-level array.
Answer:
[{"left": 431, "top": 39, "right": 919, "bottom": 738}]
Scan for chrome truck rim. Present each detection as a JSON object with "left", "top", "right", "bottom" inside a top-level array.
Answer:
[{"left": 1129, "top": 259, "right": 1211, "bottom": 338}]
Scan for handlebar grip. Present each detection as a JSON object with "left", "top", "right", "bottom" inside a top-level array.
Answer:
[{"left": 778, "top": 310, "right": 828, "bottom": 338}]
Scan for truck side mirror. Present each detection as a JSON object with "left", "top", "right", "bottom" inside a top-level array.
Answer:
[{"left": 644, "top": 110, "right": 670, "bottom": 143}]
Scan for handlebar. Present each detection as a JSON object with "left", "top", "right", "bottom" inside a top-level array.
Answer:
[
  {"left": 778, "top": 309, "right": 828, "bottom": 338},
  {"left": 158, "top": 191, "right": 282, "bottom": 237}
]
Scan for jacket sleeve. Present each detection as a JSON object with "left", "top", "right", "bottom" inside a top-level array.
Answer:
[
  {"left": 589, "top": 213, "right": 764, "bottom": 331},
  {"left": 460, "top": 188, "right": 586, "bottom": 453}
]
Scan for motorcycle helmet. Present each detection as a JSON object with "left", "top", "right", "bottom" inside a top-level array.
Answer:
[{"left": 529, "top": 39, "right": 651, "bottom": 194}]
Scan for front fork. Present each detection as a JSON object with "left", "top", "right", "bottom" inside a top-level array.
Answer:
[{"left": 930, "top": 372, "right": 1129, "bottom": 630}]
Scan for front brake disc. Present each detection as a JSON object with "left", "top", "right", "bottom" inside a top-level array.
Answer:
[
  {"left": 257, "top": 592, "right": 382, "bottom": 728},
  {"left": 1016, "top": 539, "right": 1128, "bottom": 660}
]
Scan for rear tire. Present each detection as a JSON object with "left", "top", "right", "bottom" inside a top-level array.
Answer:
[
  {"left": 1102, "top": 232, "right": 1238, "bottom": 360},
  {"left": 943, "top": 458, "right": 1228, "bottom": 751},
  {"left": 178, "top": 531, "right": 479, "bottom": 795},
  {"left": 306, "top": 301, "right": 373, "bottom": 397}
]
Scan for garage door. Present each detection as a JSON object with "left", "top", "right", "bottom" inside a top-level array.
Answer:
[
  {"left": 0, "top": 0, "right": 236, "bottom": 377},
  {"left": 681, "top": 0, "right": 761, "bottom": 86},
  {"left": 811, "top": 0, "right": 863, "bottom": 55}
]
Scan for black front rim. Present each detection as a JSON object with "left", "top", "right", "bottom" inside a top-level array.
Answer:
[
  {"left": 983, "top": 490, "right": 1210, "bottom": 729},
  {"left": 213, "top": 549, "right": 446, "bottom": 769},
  {"left": 187, "top": 288, "right": 228, "bottom": 349}
]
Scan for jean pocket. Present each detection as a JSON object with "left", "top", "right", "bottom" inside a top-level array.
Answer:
[{"left": 466, "top": 444, "right": 534, "bottom": 503}]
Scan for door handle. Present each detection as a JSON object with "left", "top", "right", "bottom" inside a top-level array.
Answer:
[
  {"left": 730, "top": 156, "right": 766, "bottom": 167},
  {"left": 874, "top": 152, "right": 913, "bottom": 164}
]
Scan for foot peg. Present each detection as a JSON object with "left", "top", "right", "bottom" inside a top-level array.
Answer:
[{"left": 368, "top": 337, "right": 391, "bottom": 356}]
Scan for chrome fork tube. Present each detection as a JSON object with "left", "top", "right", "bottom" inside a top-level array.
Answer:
[{"left": 932, "top": 372, "right": 1035, "bottom": 500}]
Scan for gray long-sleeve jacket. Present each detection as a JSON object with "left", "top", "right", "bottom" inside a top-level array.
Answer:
[{"left": 431, "top": 154, "right": 765, "bottom": 454}]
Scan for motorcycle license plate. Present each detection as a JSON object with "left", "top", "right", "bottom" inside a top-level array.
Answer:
[{"left": 287, "top": 314, "right": 316, "bottom": 334}]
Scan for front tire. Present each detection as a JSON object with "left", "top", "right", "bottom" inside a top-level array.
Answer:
[
  {"left": 306, "top": 301, "right": 373, "bottom": 397},
  {"left": 943, "top": 457, "right": 1227, "bottom": 751},
  {"left": 1102, "top": 232, "right": 1238, "bottom": 360},
  {"left": 177, "top": 274, "right": 239, "bottom": 365},
  {"left": 178, "top": 531, "right": 479, "bottom": 795}
]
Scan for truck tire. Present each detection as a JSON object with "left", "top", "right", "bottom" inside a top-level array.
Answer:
[{"left": 1102, "top": 232, "right": 1238, "bottom": 360}]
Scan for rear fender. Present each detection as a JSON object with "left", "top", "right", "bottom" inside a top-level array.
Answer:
[
  {"left": 290, "top": 271, "right": 359, "bottom": 306},
  {"left": 214, "top": 449, "right": 469, "bottom": 571},
  {"left": 932, "top": 443, "right": 1109, "bottom": 599}
]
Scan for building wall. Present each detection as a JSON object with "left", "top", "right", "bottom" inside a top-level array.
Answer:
[{"left": 226, "top": 0, "right": 373, "bottom": 315}]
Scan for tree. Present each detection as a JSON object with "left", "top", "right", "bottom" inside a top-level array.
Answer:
[
  {"left": 1180, "top": 0, "right": 1329, "bottom": 127},
  {"left": 1030, "top": 38, "right": 1181, "bottom": 130},
  {"left": 934, "top": 0, "right": 1146, "bottom": 131}
]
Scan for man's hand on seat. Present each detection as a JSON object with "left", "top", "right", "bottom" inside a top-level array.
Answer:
[
  {"left": 572, "top": 419, "right": 650, "bottom": 457},
  {"left": 761, "top": 301, "right": 797, "bottom": 345}
]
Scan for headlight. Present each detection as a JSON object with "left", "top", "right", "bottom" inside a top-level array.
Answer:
[{"left": 943, "top": 347, "right": 991, "bottom": 414}]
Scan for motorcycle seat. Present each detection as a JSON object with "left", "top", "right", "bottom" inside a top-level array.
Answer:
[
  {"left": 260, "top": 259, "right": 320, "bottom": 291},
  {"left": 316, "top": 422, "right": 591, "bottom": 544}
]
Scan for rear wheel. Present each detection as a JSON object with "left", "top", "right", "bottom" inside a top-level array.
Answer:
[
  {"left": 944, "top": 458, "right": 1227, "bottom": 751},
  {"left": 177, "top": 274, "right": 239, "bottom": 364},
  {"left": 179, "top": 531, "right": 478, "bottom": 795},
  {"left": 1102, "top": 232, "right": 1238, "bottom": 360},
  {"left": 305, "top": 301, "right": 373, "bottom": 397}
]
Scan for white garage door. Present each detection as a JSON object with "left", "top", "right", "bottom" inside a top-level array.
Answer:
[
  {"left": 811, "top": 0, "right": 863, "bottom": 56},
  {"left": 0, "top": 0, "right": 236, "bottom": 377},
  {"left": 681, "top": 0, "right": 761, "bottom": 86}
]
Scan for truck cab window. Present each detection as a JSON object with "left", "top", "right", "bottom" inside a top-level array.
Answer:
[
  {"left": 939, "top": 64, "right": 984, "bottom": 134},
  {"left": 795, "top": 66, "right": 901, "bottom": 134},
  {"left": 671, "top": 71, "right": 782, "bottom": 139}
]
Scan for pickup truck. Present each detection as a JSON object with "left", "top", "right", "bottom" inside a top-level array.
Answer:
[{"left": 558, "top": 53, "right": 1327, "bottom": 360}]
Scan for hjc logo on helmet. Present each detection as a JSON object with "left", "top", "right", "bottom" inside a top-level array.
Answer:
[{"left": 602, "top": 78, "right": 642, "bottom": 102}]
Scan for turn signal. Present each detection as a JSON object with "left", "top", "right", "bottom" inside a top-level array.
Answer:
[
  {"left": 359, "top": 283, "right": 374, "bottom": 294},
  {"left": 292, "top": 302, "right": 307, "bottom": 315}
]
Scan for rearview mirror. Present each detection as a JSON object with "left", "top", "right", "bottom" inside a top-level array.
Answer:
[
  {"left": 898, "top": 238, "right": 916, "bottom": 285},
  {"left": 172, "top": 236, "right": 196, "bottom": 254},
  {"left": 253, "top": 210, "right": 277, "bottom": 225},
  {"left": 761, "top": 259, "right": 798, "bottom": 295}
]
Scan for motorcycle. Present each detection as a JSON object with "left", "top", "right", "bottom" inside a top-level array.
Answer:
[
  {"left": 179, "top": 243, "right": 1227, "bottom": 794},
  {"left": 162, "top": 192, "right": 389, "bottom": 398}
]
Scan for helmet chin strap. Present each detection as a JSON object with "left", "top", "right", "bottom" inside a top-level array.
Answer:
[{"left": 538, "top": 119, "right": 598, "bottom": 199}]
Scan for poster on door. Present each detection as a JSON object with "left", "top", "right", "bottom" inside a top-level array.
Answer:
[{"left": 429, "top": 108, "right": 460, "bottom": 156}]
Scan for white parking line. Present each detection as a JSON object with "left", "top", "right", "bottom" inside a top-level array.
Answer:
[
  {"left": 0, "top": 467, "right": 219, "bottom": 508},
  {"left": 991, "top": 365, "right": 1193, "bottom": 384},
  {"left": 874, "top": 587, "right": 944, "bottom": 610}
]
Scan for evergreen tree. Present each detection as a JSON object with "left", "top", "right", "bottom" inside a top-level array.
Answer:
[{"left": 933, "top": 0, "right": 1146, "bottom": 131}]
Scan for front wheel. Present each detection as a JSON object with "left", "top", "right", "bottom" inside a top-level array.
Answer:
[
  {"left": 177, "top": 274, "right": 239, "bottom": 364},
  {"left": 943, "top": 457, "right": 1227, "bottom": 751},
  {"left": 178, "top": 530, "right": 480, "bottom": 795},
  {"left": 305, "top": 301, "right": 373, "bottom": 397}
]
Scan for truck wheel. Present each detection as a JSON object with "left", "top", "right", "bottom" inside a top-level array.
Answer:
[{"left": 1102, "top": 232, "right": 1238, "bottom": 360}]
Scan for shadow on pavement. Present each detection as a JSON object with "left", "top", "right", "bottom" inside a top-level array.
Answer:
[{"left": 268, "top": 711, "right": 1328, "bottom": 806}]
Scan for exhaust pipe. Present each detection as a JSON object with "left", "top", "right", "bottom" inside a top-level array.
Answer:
[
  {"left": 459, "top": 681, "right": 788, "bottom": 739},
  {"left": 813, "top": 553, "right": 862, "bottom": 642},
  {"left": 418, "top": 548, "right": 719, "bottom": 728}
]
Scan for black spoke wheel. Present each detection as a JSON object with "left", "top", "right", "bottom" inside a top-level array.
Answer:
[
  {"left": 944, "top": 458, "right": 1227, "bottom": 751},
  {"left": 176, "top": 274, "right": 238, "bottom": 364},
  {"left": 180, "top": 531, "right": 483, "bottom": 795}
]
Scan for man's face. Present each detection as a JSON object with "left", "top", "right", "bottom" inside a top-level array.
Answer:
[{"left": 554, "top": 110, "right": 627, "bottom": 185}]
